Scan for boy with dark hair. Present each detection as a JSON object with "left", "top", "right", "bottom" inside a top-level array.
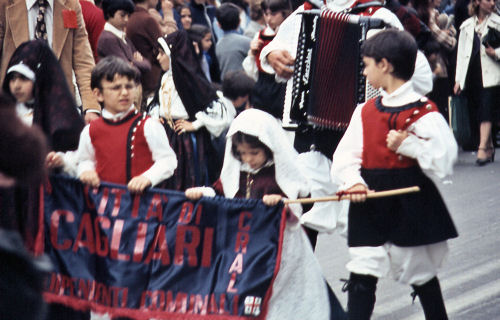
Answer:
[
  {"left": 78, "top": 56, "right": 177, "bottom": 193},
  {"left": 98, "top": 0, "right": 151, "bottom": 81},
  {"left": 331, "top": 29, "right": 458, "bottom": 320},
  {"left": 222, "top": 70, "right": 255, "bottom": 114},
  {"left": 215, "top": 3, "right": 250, "bottom": 78},
  {"left": 216, "top": 2, "right": 241, "bottom": 30}
]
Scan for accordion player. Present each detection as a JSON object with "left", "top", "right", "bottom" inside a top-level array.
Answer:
[{"left": 285, "top": 8, "right": 385, "bottom": 157}]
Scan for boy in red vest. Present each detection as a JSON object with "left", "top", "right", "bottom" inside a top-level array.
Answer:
[
  {"left": 331, "top": 30, "right": 458, "bottom": 320},
  {"left": 77, "top": 56, "right": 177, "bottom": 193}
]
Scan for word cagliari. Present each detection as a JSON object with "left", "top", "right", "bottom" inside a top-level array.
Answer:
[{"left": 39, "top": 176, "right": 285, "bottom": 319}]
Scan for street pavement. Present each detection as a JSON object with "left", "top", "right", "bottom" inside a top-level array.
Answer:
[{"left": 315, "top": 148, "right": 500, "bottom": 320}]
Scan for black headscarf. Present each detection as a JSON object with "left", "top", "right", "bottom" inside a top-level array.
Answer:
[
  {"left": 3, "top": 40, "right": 84, "bottom": 152},
  {"left": 161, "top": 30, "right": 218, "bottom": 119}
]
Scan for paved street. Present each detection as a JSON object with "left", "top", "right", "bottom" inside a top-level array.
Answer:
[{"left": 315, "top": 148, "right": 500, "bottom": 319}]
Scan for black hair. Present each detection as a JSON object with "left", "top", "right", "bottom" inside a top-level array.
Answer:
[
  {"left": 221, "top": 0, "right": 248, "bottom": 10},
  {"left": 222, "top": 70, "right": 255, "bottom": 100},
  {"left": 231, "top": 131, "right": 273, "bottom": 161},
  {"left": 361, "top": 29, "right": 417, "bottom": 81},
  {"left": 188, "top": 24, "right": 211, "bottom": 58},
  {"left": 4, "top": 72, "right": 33, "bottom": 98},
  {"left": 102, "top": 0, "right": 135, "bottom": 20},
  {"left": 216, "top": 3, "right": 241, "bottom": 31},
  {"left": 91, "top": 56, "right": 140, "bottom": 90},
  {"left": 261, "top": 0, "right": 291, "bottom": 14},
  {"left": 422, "top": 38, "right": 441, "bottom": 57},
  {"left": 249, "top": 1, "right": 264, "bottom": 21}
]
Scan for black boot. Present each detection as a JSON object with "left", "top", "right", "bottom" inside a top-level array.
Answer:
[
  {"left": 343, "top": 273, "right": 378, "bottom": 320},
  {"left": 411, "top": 277, "right": 449, "bottom": 320}
]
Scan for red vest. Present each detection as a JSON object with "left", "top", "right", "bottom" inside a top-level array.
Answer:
[
  {"left": 89, "top": 111, "right": 154, "bottom": 184},
  {"left": 361, "top": 97, "right": 439, "bottom": 169},
  {"left": 255, "top": 30, "right": 276, "bottom": 73}
]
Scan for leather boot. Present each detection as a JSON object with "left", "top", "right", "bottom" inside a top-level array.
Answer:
[
  {"left": 411, "top": 277, "right": 449, "bottom": 320},
  {"left": 344, "top": 273, "right": 378, "bottom": 320}
]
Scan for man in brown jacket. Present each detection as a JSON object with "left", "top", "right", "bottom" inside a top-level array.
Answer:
[{"left": 0, "top": 0, "right": 100, "bottom": 123}]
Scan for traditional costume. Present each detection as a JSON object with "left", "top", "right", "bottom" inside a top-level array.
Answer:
[
  {"left": 2, "top": 39, "right": 84, "bottom": 249},
  {"left": 256, "top": 0, "right": 434, "bottom": 236},
  {"left": 331, "top": 81, "right": 458, "bottom": 319},
  {"left": 77, "top": 106, "right": 177, "bottom": 187},
  {"left": 148, "top": 30, "right": 235, "bottom": 190},
  {"left": 197, "top": 109, "right": 346, "bottom": 320}
]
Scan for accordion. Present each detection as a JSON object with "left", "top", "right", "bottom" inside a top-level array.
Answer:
[{"left": 287, "top": 9, "right": 385, "bottom": 130}]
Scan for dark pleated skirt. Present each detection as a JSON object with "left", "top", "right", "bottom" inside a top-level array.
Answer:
[{"left": 348, "top": 166, "right": 458, "bottom": 247}]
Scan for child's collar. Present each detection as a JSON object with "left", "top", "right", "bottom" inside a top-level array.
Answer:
[
  {"left": 240, "top": 160, "right": 274, "bottom": 174},
  {"left": 102, "top": 105, "right": 137, "bottom": 122}
]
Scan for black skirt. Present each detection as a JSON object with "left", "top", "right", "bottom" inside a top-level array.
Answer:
[
  {"left": 348, "top": 166, "right": 458, "bottom": 247},
  {"left": 160, "top": 122, "right": 220, "bottom": 191}
]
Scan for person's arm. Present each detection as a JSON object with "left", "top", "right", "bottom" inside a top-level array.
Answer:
[
  {"left": 76, "top": 125, "right": 100, "bottom": 187},
  {"left": 259, "top": 6, "right": 304, "bottom": 80},
  {"left": 149, "top": 0, "right": 178, "bottom": 35},
  {"left": 71, "top": 1, "right": 100, "bottom": 120},
  {"left": 139, "top": 118, "right": 177, "bottom": 187},
  {"left": 395, "top": 112, "right": 458, "bottom": 178},
  {"left": 190, "top": 94, "right": 237, "bottom": 137},
  {"left": 242, "top": 33, "right": 261, "bottom": 80},
  {"left": 330, "top": 104, "right": 367, "bottom": 190},
  {"left": 428, "top": 10, "right": 457, "bottom": 50}
]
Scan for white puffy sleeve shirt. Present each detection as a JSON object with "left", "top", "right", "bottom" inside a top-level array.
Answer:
[{"left": 331, "top": 83, "right": 458, "bottom": 190}]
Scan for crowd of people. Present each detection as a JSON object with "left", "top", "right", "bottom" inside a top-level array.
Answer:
[{"left": 0, "top": 0, "right": 498, "bottom": 318}]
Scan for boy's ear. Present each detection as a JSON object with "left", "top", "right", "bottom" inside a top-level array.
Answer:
[
  {"left": 379, "top": 58, "right": 394, "bottom": 74},
  {"left": 92, "top": 87, "right": 104, "bottom": 103}
]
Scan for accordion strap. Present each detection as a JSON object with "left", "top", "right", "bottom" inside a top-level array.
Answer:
[{"left": 344, "top": 1, "right": 384, "bottom": 14}]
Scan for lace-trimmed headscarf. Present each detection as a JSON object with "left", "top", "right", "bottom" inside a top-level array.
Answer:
[
  {"left": 220, "top": 109, "right": 310, "bottom": 201},
  {"left": 3, "top": 40, "right": 84, "bottom": 152}
]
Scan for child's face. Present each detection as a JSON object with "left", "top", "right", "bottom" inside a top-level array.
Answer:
[
  {"left": 236, "top": 142, "right": 268, "bottom": 170},
  {"left": 264, "top": 10, "right": 285, "bottom": 31},
  {"left": 180, "top": 8, "right": 192, "bottom": 30},
  {"left": 201, "top": 33, "right": 213, "bottom": 52},
  {"left": 9, "top": 73, "right": 34, "bottom": 103},
  {"left": 157, "top": 49, "right": 170, "bottom": 72},
  {"left": 94, "top": 74, "right": 136, "bottom": 115},
  {"left": 362, "top": 56, "right": 386, "bottom": 90},
  {"left": 108, "top": 10, "right": 130, "bottom": 31}
]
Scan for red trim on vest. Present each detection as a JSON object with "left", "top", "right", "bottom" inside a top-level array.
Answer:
[
  {"left": 361, "top": 98, "right": 439, "bottom": 169},
  {"left": 255, "top": 30, "right": 275, "bottom": 73},
  {"left": 89, "top": 113, "right": 154, "bottom": 184}
]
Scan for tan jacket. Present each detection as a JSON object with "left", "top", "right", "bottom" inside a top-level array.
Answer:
[{"left": 0, "top": 0, "right": 100, "bottom": 111}]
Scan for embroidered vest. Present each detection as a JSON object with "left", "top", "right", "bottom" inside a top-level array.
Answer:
[
  {"left": 361, "top": 97, "right": 439, "bottom": 169},
  {"left": 89, "top": 111, "right": 154, "bottom": 184}
]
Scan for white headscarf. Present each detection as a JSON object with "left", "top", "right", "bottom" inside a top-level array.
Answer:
[{"left": 220, "top": 109, "right": 310, "bottom": 201}]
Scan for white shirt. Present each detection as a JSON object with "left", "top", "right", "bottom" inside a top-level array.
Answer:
[
  {"left": 103, "top": 22, "right": 127, "bottom": 44},
  {"left": 26, "top": 0, "right": 54, "bottom": 48},
  {"left": 331, "top": 82, "right": 458, "bottom": 191},
  {"left": 149, "top": 74, "right": 236, "bottom": 138},
  {"left": 77, "top": 106, "right": 178, "bottom": 186}
]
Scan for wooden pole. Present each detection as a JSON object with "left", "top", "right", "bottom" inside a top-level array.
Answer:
[{"left": 283, "top": 186, "right": 420, "bottom": 204}]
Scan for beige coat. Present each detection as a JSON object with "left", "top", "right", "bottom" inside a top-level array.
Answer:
[
  {"left": 0, "top": 0, "right": 100, "bottom": 111},
  {"left": 456, "top": 13, "right": 500, "bottom": 89}
]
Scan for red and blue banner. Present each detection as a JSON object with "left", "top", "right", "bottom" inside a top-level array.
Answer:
[{"left": 37, "top": 176, "right": 286, "bottom": 319}]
